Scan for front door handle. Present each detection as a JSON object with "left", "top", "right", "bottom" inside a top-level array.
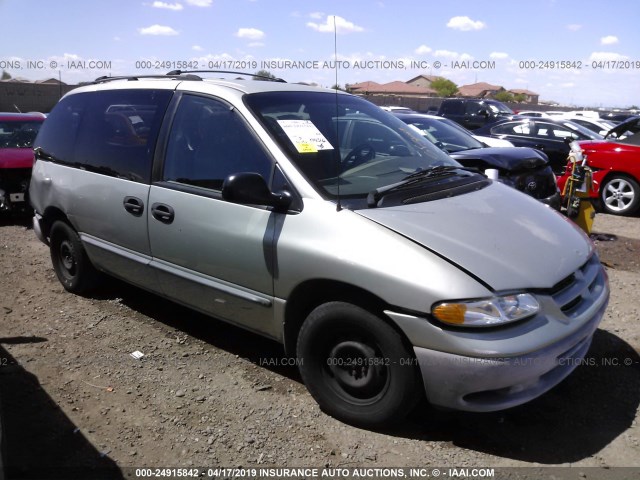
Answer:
[
  {"left": 123, "top": 196, "right": 144, "bottom": 216},
  {"left": 151, "top": 203, "right": 175, "bottom": 224},
  {"left": 534, "top": 144, "right": 546, "bottom": 151}
]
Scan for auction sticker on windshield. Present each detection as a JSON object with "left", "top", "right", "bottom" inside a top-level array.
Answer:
[{"left": 277, "top": 119, "right": 334, "bottom": 153}]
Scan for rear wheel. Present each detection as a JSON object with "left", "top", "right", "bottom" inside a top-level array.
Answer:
[
  {"left": 50, "top": 221, "right": 101, "bottom": 293},
  {"left": 600, "top": 175, "right": 640, "bottom": 216},
  {"left": 296, "top": 302, "right": 421, "bottom": 427}
]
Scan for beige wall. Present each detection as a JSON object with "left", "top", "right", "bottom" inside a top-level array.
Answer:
[{"left": 0, "top": 83, "right": 78, "bottom": 113}]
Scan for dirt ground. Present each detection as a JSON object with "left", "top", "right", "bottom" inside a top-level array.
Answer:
[{"left": 1, "top": 211, "right": 639, "bottom": 480}]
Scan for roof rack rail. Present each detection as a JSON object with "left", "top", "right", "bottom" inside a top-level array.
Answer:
[
  {"left": 92, "top": 73, "right": 203, "bottom": 84},
  {"left": 166, "top": 70, "right": 286, "bottom": 83}
]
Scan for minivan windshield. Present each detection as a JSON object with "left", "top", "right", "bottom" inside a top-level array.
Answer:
[{"left": 244, "top": 91, "right": 460, "bottom": 200}]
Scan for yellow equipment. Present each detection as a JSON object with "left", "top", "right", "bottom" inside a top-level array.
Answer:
[{"left": 562, "top": 144, "right": 595, "bottom": 235}]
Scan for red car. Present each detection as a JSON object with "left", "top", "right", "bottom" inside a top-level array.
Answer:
[
  {"left": 557, "top": 116, "right": 640, "bottom": 216},
  {"left": 0, "top": 112, "right": 46, "bottom": 213}
]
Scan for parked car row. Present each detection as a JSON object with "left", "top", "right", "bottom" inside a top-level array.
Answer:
[
  {"left": 432, "top": 100, "right": 639, "bottom": 215},
  {"left": 474, "top": 118, "right": 604, "bottom": 175},
  {"left": 557, "top": 116, "right": 640, "bottom": 216},
  {"left": 394, "top": 112, "right": 560, "bottom": 208}
]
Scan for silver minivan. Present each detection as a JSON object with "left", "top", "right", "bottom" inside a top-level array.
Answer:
[{"left": 29, "top": 73, "right": 609, "bottom": 427}]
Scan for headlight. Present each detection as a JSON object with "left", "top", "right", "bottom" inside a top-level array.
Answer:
[{"left": 432, "top": 293, "right": 539, "bottom": 327}]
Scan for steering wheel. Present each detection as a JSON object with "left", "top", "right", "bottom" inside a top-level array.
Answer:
[{"left": 343, "top": 143, "right": 376, "bottom": 170}]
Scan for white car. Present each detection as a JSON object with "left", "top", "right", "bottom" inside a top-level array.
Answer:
[
  {"left": 516, "top": 110, "right": 552, "bottom": 118},
  {"left": 557, "top": 115, "right": 618, "bottom": 137},
  {"left": 473, "top": 135, "right": 514, "bottom": 147},
  {"left": 379, "top": 106, "right": 415, "bottom": 113}
]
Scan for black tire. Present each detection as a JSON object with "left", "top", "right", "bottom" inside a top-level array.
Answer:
[
  {"left": 600, "top": 175, "right": 640, "bottom": 216},
  {"left": 49, "top": 221, "right": 101, "bottom": 293},
  {"left": 296, "top": 302, "right": 421, "bottom": 427}
]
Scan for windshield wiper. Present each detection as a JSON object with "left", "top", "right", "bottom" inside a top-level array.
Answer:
[
  {"left": 403, "top": 165, "right": 480, "bottom": 180},
  {"left": 367, "top": 165, "right": 480, "bottom": 207}
]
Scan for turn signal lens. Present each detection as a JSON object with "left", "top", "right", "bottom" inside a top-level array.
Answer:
[{"left": 432, "top": 294, "right": 539, "bottom": 327}]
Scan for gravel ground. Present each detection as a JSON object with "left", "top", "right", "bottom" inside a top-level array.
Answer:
[{"left": 0, "top": 212, "right": 639, "bottom": 480}]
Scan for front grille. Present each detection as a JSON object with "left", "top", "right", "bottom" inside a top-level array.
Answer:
[
  {"left": 510, "top": 166, "right": 557, "bottom": 199},
  {"left": 550, "top": 255, "right": 606, "bottom": 318},
  {"left": 0, "top": 168, "right": 31, "bottom": 193}
]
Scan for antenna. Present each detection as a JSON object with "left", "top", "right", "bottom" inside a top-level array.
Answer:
[{"left": 333, "top": 15, "right": 342, "bottom": 212}]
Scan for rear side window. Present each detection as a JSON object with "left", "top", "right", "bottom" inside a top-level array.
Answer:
[
  {"left": 441, "top": 101, "right": 464, "bottom": 115},
  {"left": 465, "top": 102, "right": 484, "bottom": 115},
  {"left": 36, "top": 90, "right": 171, "bottom": 183},
  {"left": 74, "top": 90, "right": 172, "bottom": 183},
  {"left": 34, "top": 93, "right": 87, "bottom": 162},
  {"left": 491, "top": 122, "right": 531, "bottom": 135}
]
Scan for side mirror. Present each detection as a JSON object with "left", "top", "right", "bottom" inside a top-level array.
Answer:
[
  {"left": 222, "top": 172, "right": 292, "bottom": 210},
  {"left": 478, "top": 109, "right": 490, "bottom": 117}
]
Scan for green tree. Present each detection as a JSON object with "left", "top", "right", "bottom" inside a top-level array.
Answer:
[
  {"left": 430, "top": 78, "right": 458, "bottom": 97},
  {"left": 1, "top": 70, "right": 11, "bottom": 80},
  {"left": 495, "top": 91, "right": 515, "bottom": 102},
  {"left": 253, "top": 70, "right": 277, "bottom": 81},
  {"left": 513, "top": 93, "right": 527, "bottom": 103},
  {"left": 331, "top": 84, "right": 344, "bottom": 91}
]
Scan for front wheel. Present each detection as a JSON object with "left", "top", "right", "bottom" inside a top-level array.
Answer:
[
  {"left": 49, "top": 221, "right": 101, "bottom": 293},
  {"left": 296, "top": 302, "right": 421, "bottom": 427},
  {"left": 600, "top": 175, "right": 640, "bottom": 216}
]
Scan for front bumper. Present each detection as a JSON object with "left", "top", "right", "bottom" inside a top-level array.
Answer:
[
  {"left": 32, "top": 213, "right": 48, "bottom": 245},
  {"left": 386, "top": 255, "right": 609, "bottom": 412},
  {"left": 411, "top": 297, "right": 607, "bottom": 411},
  {"left": 0, "top": 168, "right": 32, "bottom": 212}
]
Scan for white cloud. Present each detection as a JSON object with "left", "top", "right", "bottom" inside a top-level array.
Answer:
[
  {"left": 307, "top": 15, "right": 364, "bottom": 34},
  {"left": 490, "top": 52, "right": 508, "bottom": 59},
  {"left": 185, "top": 0, "right": 212, "bottom": 6},
  {"left": 589, "top": 51, "right": 628, "bottom": 61},
  {"left": 138, "top": 24, "right": 179, "bottom": 35},
  {"left": 434, "top": 50, "right": 459, "bottom": 59},
  {"left": 113, "top": 36, "right": 121, "bottom": 42},
  {"left": 415, "top": 45, "right": 432, "bottom": 55},
  {"left": 567, "top": 24, "right": 582, "bottom": 31},
  {"left": 192, "top": 45, "right": 203, "bottom": 51},
  {"left": 560, "top": 83, "right": 575, "bottom": 88},
  {"left": 308, "top": 11, "right": 324, "bottom": 19},
  {"left": 446, "top": 16, "right": 486, "bottom": 31},
  {"left": 235, "top": 28, "right": 265, "bottom": 40},
  {"left": 459, "top": 53, "right": 473, "bottom": 61},
  {"left": 600, "top": 35, "right": 619, "bottom": 45},
  {"left": 151, "top": 1, "right": 183, "bottom": 10}
]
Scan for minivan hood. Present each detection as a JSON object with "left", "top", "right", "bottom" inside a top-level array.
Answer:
[{"left": 356, "top": 182, "right": 592, "bottom": 291}]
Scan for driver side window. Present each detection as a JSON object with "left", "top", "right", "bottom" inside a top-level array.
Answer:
[{"left": 163, "top": 94, "right": 272, "bottom": 191}]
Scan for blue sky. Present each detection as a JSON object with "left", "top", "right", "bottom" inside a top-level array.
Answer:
[{"left": 1, "top": 0, "right": 638, "bottom": 107}]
